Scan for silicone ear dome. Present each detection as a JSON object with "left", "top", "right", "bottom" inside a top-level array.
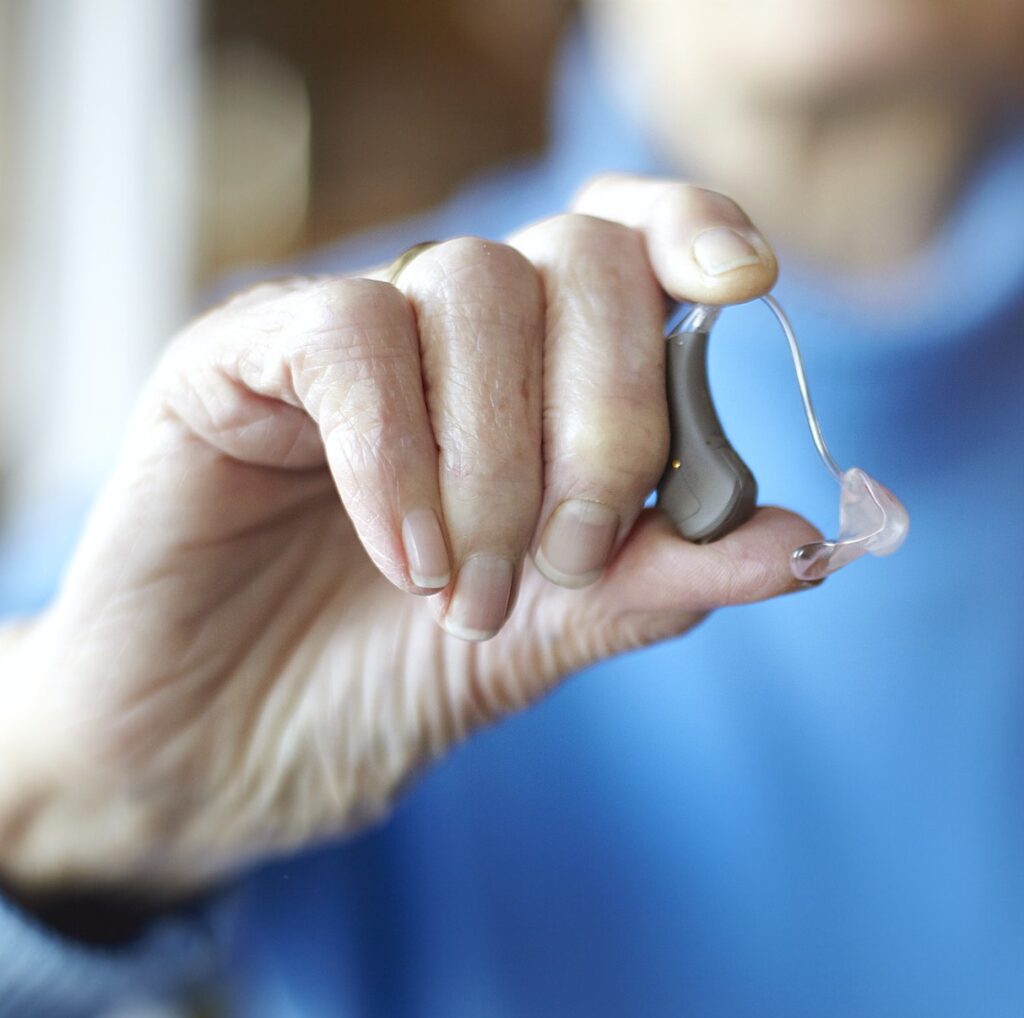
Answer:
[{"left": 791, "top": 468, "right": 910, "bottom": 582}]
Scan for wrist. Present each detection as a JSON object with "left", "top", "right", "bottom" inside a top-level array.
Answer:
[
  {"left": 0, "top": 618, "right": 57, "bottom": 891},
  {"left": 0, "top": 617, "right": 167, "bottom": 900}
]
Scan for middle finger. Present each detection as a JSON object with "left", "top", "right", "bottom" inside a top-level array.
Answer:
[{"left": 396, "top": 237, "right": 545, "bottom": 641}]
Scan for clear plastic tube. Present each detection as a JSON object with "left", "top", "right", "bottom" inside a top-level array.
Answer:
[{"left": 754, "top": 296, "right": 909, "bottom": 579}]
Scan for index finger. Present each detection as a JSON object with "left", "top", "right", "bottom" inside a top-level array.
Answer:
[{"left": 571, "top": 174, "right": 778, "bottom": 305}]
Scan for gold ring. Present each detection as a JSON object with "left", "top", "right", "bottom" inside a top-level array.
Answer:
[{"left": 385, "top": 241, "right": 440, "bottom": 285}]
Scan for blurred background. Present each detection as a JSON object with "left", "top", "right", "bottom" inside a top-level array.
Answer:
[{"left": 0, "top": 0, "right": 571, "bottom": 519}]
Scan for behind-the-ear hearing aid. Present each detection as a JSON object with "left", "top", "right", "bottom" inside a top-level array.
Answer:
[{"left": 657, "top": 296, "right": 909, "bottom": 580}]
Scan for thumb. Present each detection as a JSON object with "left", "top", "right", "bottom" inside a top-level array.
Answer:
[
  {"left": 468, "top": 505, "right": 821, "bottom": 727},
  {"left": 583, "top": 505, "right": 823, "bottom": 644}
]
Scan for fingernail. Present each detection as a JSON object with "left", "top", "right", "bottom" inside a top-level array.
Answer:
[
  {"left": 788, "top": 577, "right": 826, "bottom": 594},
  {"left": 535, "top": 499, "right": 619, "bottom": 588},
  {"left": 693, "top": 227, "right": 766, "bottom": 277},
  {"left": 402, "top": 509, "right": 450, "bottom": 589},
  {"left": 444, "top": 555, "right": 514, "bottom": 641}
]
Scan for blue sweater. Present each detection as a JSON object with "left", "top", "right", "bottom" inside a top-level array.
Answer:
[{"left": 3, "top": 30, "right": 1024, "bottom": 1018}]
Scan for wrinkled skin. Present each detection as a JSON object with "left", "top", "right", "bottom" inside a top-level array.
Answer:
[{"left": 2, "top": 176, "right": 818, "bottom": 896}]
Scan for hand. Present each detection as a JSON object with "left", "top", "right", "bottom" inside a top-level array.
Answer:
[{"left": 0, "top": 175, "right": 819, "bottom": 898}]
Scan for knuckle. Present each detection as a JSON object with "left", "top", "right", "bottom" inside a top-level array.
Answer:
[
  {"left": 290, "top": 277, "right": 409, "bottom": 352},
  {"left": 560, "top": 406, "right": 668, "bottom": 492},
  {"left": 264, "top": 279, "right": 418, "bottom": 435},
  {"left": 407, "top": 237, "right": 544, "bottom": 348},
  {"left": 521, "top": 212, "right": 640, "bottom": 259},
  {"left": 285, "top": 278, "right": 413, "bottom": 387},
  {"left": 416, "top": 236, "right": 541, "bottom": 304}
]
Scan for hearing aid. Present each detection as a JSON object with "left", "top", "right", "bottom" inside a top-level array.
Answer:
[{"left": 657, "top": 295, "right": 909, "bottom": 580}]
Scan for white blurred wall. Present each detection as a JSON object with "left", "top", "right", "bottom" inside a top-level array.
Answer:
[{"left": 0, "top": 0, "right": 200, "bottom": 515}]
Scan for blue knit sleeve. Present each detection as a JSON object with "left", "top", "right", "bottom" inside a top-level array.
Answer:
[{"left": 0, "top": 892, "right": 223, "bottom": 1018}]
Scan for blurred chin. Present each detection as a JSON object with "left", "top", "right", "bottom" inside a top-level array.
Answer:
[{"left": 724, "top": 3, "right": 950, "bottom": 100}]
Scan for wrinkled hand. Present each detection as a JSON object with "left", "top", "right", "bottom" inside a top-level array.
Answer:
[{"left": 2, "top": 175, "right": 819, "bottom": 896}]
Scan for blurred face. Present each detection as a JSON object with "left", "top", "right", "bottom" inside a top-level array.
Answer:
[{"left": 588, "top": 0, "right": 1024, "bottom": 108}]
